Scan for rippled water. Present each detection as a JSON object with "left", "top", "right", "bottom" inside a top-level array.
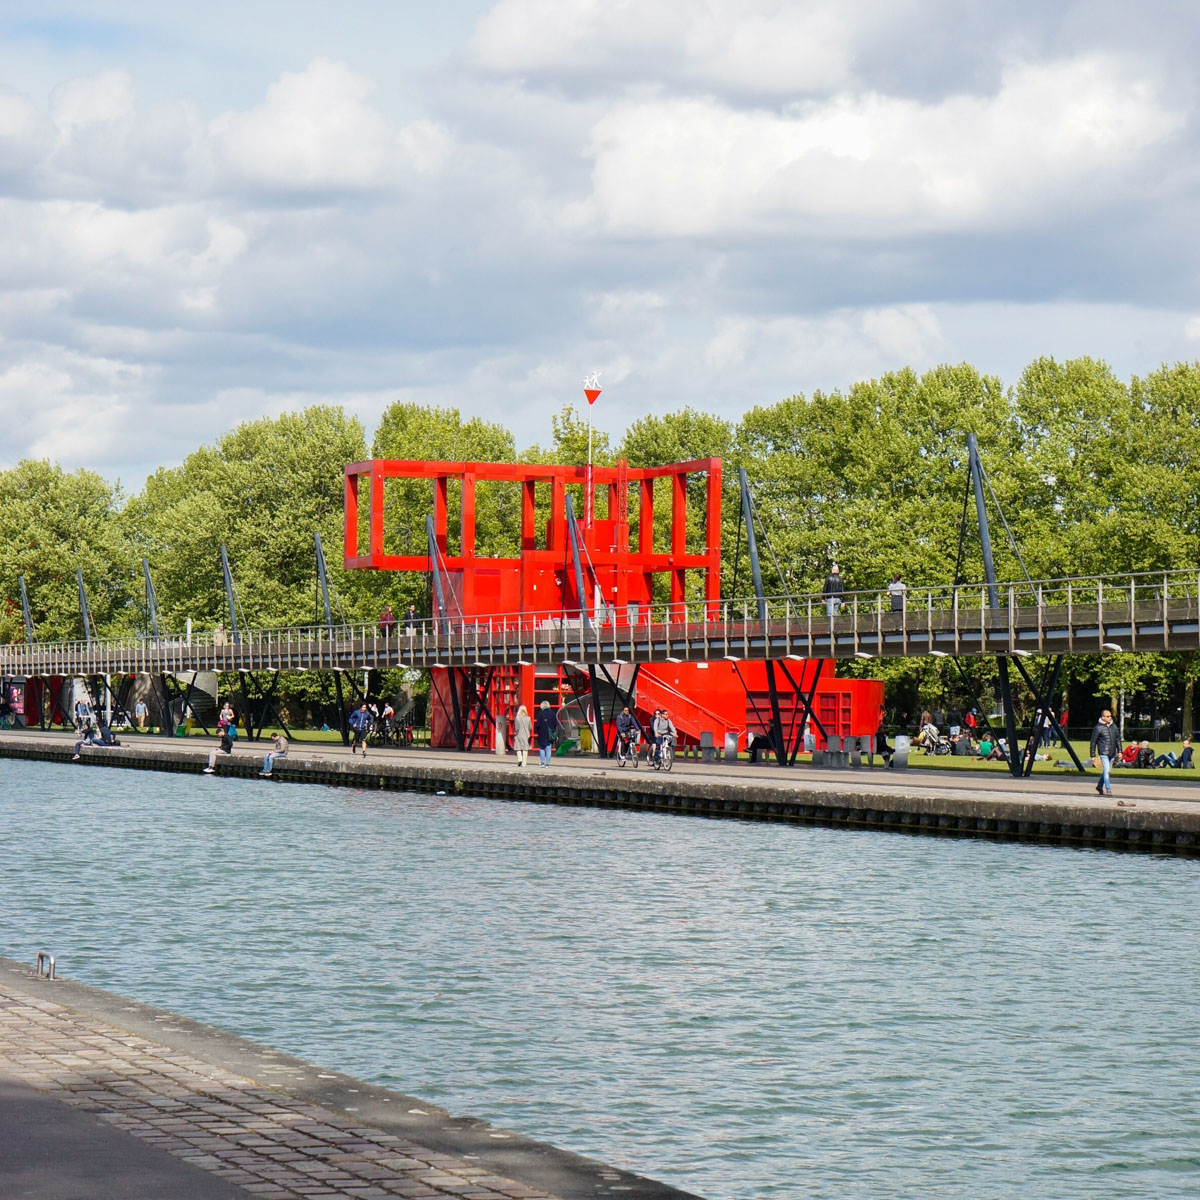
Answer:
[{"left": 2, "top": 759, "right": 1199, "bottom": 1199}]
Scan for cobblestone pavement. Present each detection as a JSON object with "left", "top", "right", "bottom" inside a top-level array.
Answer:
[{"left": 0, "top": 981, "right": 559, "bottom": 1200}]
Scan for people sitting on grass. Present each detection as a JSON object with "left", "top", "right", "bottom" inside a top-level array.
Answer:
[
  {"left": 1113, "top": 744, "right": 1140, "bottom": 768},
  {"left": 1153, "top": 738, "right": 1194, "bottom": 769},
  {"left": 977, "top": 735, "right": 1006, "bottom": 762},
  {"left": 951, "top": 731, "right": 976, "bottom": 756}
]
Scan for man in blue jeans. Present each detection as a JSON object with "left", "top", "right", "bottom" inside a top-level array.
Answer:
[{"left": 1089, "top": 708, "right": 1121, "bottom": 797}]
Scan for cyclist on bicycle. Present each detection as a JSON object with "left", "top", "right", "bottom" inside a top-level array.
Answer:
[
  {"left": 616, "top": 705, "right": 643, "bottom": 758},
  {"left": 652, "top": 708, "right": 677, "bottom": 765}
]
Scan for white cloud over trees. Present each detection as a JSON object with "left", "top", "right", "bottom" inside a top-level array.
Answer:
[{"left": 0, "top": 1, "right": 1198, "bottom": 482}]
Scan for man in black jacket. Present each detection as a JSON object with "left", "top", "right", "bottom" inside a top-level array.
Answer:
[
  {"left": 1089, "top": 709, "right": 1121, "bottom": 796},
  {"left": 823, "top": 564, "right": 845, "bottom": 617}
]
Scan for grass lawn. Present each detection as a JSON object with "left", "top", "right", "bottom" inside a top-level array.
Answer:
[{"left": 859, "top": 739, "right": 1196, "bottom": 781}]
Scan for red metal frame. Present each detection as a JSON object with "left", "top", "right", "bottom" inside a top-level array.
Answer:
[
  {"left": 344, "top": 456, "right": 880, "bottom": 753},
  {"left": 345, "top": 458, "right": 722, "bottom": 622}
]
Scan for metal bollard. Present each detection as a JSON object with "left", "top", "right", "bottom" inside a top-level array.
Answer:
[{"left": 35, "top": 952, "right": 56, "bottom": 980}]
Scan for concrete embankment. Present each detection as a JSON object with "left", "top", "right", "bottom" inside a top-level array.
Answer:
[
  {"left": 0, "top": 955, "right": 702, "bottom": 1200},
  {"left": 4, "top": 730, "right": 1200, "bottom": 855}
]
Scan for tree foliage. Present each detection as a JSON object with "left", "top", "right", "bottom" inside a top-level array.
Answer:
[{"left": 4, "top": 357, "right": 1200, "bottom": 730}]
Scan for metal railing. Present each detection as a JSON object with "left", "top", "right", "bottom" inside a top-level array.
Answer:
[{"left": 1, "top": 568, "right": 1198, "bottom": 673}]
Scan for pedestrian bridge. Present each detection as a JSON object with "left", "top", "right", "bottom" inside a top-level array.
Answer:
[{"left": 2, "top": 570, "right": 1197, "bottom": 679}]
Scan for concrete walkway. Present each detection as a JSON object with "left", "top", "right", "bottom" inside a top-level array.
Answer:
[
  {"left": 0, "top": 959, "right": 698, "bottom": 1200},
  {"left": 11, "top": 726, "right": 1200, "bottom": 815}
]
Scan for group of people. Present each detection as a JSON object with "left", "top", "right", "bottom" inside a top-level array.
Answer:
[
  {"left": 821, "top": 565, "right": 909, "bottom": 617},
  {"left": 349, "top": 699, "right": 405, "bottom": 756},
  {"left": 378, "top": 604, "right": 422, "bottom": 638},
  {"left": 511, "top": 700, "right": 560, "bottom": 767},
  {"left": 613, "top": 705, "right": 677, "bottom": 765}
]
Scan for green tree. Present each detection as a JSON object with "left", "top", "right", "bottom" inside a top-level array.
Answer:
[
  {"left": 0, "top": 460, "right": 134, "bottom": 641},
  {"left": 127, "top": 406, "right": 368, "bottom": 633}
]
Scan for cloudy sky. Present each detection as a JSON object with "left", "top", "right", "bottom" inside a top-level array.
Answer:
[{"left": 1, "top": 0, "right": 1196, "bottom": 486}]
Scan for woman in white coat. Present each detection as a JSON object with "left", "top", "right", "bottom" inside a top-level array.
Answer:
[{"left": 513, "top": 705, "right": 532, "bottom": 767}]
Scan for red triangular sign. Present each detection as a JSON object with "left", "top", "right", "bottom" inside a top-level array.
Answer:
[{"left": 584, "top": 387, "right": 601, "bottom": 405}]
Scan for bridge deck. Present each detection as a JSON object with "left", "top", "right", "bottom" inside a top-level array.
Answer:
[{"left": 2, "top": 595, "right": 1198, "bottom": 678}]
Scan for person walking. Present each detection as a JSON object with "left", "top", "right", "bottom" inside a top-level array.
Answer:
[
  {"left": 887, "top": 573, "right": 907, "bottom": 612},
  {"left": 260, "top": 732, "right": 288, "bottom": 777},
  {"left": 379, "top": 604, "right": 395, "bottom": 639},
  {"left": 535, "top": 700, "right": 557, "bottom": 767},
  {"left": 513, "top": 704, "right": 532, "bottom": 767},
  {"left": 823, "top": 564, "right": 845, "bottom": 617},
  {"left": 349, "top": 702, "right": 371, "bottom": 756},
  {"left": 404, "top": 603, "right": 419, "bottom": 636},
  {"left": 204, "top": 726, "right": 235, "bottom": 774},
  {"left": 1089, "top": 708, "right": 1121, "bottom": 797}
]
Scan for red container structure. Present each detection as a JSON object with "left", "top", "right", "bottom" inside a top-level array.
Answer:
[{"left": 344, "top": 457, "right": 882, "bottom": 754}]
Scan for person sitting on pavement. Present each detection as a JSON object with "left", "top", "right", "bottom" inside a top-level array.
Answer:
[
  {"left": 260, "top": 733, "right": 288, "bottom": 777},
  {"left": 204, "top": 726, "right": 235, "bottom": 774},
  {"left": 72, "top": 720, "right": 102, "bottom": 760}
]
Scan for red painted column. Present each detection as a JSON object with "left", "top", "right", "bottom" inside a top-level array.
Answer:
[
  {"left": 671, "top": 470, "right": 687, "bottom": 609},
  {"left": 344, "top": 469, "right": 360, "bottom": 564}
]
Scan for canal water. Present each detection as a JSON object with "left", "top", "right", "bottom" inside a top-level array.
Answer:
[{"left": 1, "top": 759, "right": 1198, "bottom": 1200}]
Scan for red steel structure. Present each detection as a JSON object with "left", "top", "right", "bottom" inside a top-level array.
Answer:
[{"left": 344, "top": 457, "right": 882, "bottom": 754}]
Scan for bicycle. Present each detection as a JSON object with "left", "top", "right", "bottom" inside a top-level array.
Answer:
[
  {"left": 650, "top": 733, "right": 676, "bottom": 772},
  {"left": 616, "top": 732, "right": 643, "bottom": 768}
]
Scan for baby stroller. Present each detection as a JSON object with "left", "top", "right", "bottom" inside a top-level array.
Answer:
[{"left": 914, "top": 721, "right": 952, "bottom": 755}]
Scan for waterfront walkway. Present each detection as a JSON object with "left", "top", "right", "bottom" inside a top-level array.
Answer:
[
  {"left": 3, "top": 728, "right": 1199, "bottom": 854},
  {"left": 0, "top": 957, "right": 696, "bottom": 1200}
]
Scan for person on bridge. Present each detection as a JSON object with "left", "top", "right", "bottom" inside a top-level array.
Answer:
[
  {"left": 887, "top": 573, "right": 907, "bottom": 612},
  {"left": 379, "top": 604, "right": 395, "bottom": 639},
  {"left": 536, "top": 701, "right": 557, "bottom": 767},
  {"left": 404, "top": 603, "right": 419, "bottom": 636},
  {"left": 823, "top": 565, "right": 844, "bottom": 617},
  {"left": 513, "top": 704, "right": 532, "bottom": 767},
  {"left": 1089, "top": 709, "right": 1121, "bottom": 796}
]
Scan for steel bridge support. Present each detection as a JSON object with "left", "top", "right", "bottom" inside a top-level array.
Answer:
[
  {"left": 739, "top": 469, "right": 787, "bottom": 766},
  {"left": 969, "top": 433, "right": 1022, "bottom": 779}
]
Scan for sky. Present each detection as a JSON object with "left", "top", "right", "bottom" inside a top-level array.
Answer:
[{"left": 1, "top": 0, "right": 1198, "bottom": 487}]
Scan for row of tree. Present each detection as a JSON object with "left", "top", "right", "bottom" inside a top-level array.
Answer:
[{"left": 2, "top": 356, "right": 1198, "bottom": 729}]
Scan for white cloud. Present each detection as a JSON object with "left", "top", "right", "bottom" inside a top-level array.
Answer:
[
  {"left": 574, "top": 55, "right": 1184, "bottom": 238},
  {"left": 469, "top": 0, "right": 862, "bottom": 95},
  {"left": 49, "top": 69, "right": 136, "bottom": 132},
  {"left": 211, "top": 58, "right": 444, "bottom": 193}
]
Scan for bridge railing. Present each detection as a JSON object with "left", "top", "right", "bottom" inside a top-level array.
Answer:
[{"left": 2, "top": 568, "right": 1198, "bottom": 669}]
